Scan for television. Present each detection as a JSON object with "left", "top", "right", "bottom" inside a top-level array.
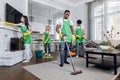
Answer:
[{"left": 6, "top": 3, "right": 23, "bottom": 23}]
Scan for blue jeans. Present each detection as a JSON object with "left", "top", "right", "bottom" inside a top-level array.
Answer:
[
  {"left": 59, "top": 43, "right": 70, "bottom": 64},
  {"left": 76, "top": 43, "right": 86, "bottom": 56},
  {"left": 44, "top": 44, "right": 51, "bottom": 54}
]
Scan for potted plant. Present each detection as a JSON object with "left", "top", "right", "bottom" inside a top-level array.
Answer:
[
  {"left": 100, "top": 26, "right": 115, "bottom": 50},
  {"left": 99, "top": 41, "right": 110, "bottom": 50}
]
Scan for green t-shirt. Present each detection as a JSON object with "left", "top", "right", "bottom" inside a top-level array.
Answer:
[
  {"left": 43, "top": 31, "right": 50, "bottom": 44},
  {"left": 60, "top": 19, "right": 72, "bottom": 43},
  {"left": 20, "top": 24, "right": 31, "bottom": 44},
  {"left": 75, "top": 26, "right": 84, "bottom": 43}
]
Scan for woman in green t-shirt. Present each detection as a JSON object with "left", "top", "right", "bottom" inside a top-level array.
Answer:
[
  {"left": 4, "top": 16, "right": 32, "bottom": 63},
  {"left": 43, "top": 25, "right": 51, "bottom": 56}
]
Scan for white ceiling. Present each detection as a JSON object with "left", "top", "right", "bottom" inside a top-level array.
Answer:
[
  {"left": 28, "top": 0, "right": 95, "bottom": 22},
  {"left": 64, "top": 0, "right": 82, "bottom": 3},
  {"left": 56, "top": 0, "right": 95, "bottom": 7},
  {"left": 28, "top": 0, "right": 95, "bottom": 17}
]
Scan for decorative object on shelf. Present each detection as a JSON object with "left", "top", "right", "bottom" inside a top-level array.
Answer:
[
  {"left": 99, "top": 41, "right": 114, "bottom": 50},
  {"left": 101, "top": 26, "right": 115, "bottom": 49}
]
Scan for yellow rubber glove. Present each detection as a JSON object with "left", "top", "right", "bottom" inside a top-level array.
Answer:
[
  {"left": 59, "top": 32, "right": 63, "bottom": 39},
  {"left": 83, "top": 35, "right": 87, "bottom": 40},
  {"left": 44, "top": 38, "right": 49, "bottom": 44},
  {"left": 4, "top": 22, "right": 14, "bottom": 26},
  {"left": 72, "top": 35, "right": 76, "bottom": 42},
  {"left": 23, "top": 32, "right": 31, "bottom": 36},
  {"left": 76, "top": 34, "right": 81, "bottom": 38}
]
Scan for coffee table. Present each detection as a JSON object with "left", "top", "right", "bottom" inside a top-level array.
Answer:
[{"left": 86, "top": 49, "right": 120, "bottom": 75}]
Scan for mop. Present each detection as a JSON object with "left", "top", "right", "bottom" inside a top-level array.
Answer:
[
  {"left": 63, "top": 34, "right": 82, "bottom": 75},
  {"left": 43, "top": 48, "right": 53, "bottom": 59}
]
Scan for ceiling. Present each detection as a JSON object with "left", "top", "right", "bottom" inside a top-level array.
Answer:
[
  {"left": 56, "top": 0, "right": 95, "bottom": 7},
  {"left": 28, "top": 0, "right": 96, "bottom": 17},
  {"left": 63, "top": 0, "right": 82, "bottom": 3},
  {"left": 28, "top": 0, "right": 95, "bottom": 22}
]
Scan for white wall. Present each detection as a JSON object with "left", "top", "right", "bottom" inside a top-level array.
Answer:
[
  {"left": 29, "top": 2, "right": 64, "bottom": 35},
  {"left": 0, "top": 0, "right": 6, "bottom": 21},
  {"left": 29, "top": 0, "right": 89, "bottom": 38},
  {"left": 31, "top": 0, "right": 70, "bottom": 11},
  {"left": 30, "top": 22, "right": 46, "bottom": 33},
  {"left": 70, "top": 3, "right": 88, "bottom": 36},
  {"left": 29, "top": 3, "right": 55, "bottom": 24},
  {"left": 30, "top": 22, "right": 54, "bottom": 35},
  {"left": 0, "top": 0, "right": 28, "bottom": 21}
]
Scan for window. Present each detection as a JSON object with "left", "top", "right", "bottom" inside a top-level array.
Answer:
[
  {"left": 93, "top": 2, "right": 104, "bottom": 40},
  {"left": 92, "top": 0, "right": 120, "bottom": 40},
  {"left": 106, "top": 1, "right": 120, "bottom": 14},
  {"left": 94, "top": 3, "right": 104, "bottom": 17}
]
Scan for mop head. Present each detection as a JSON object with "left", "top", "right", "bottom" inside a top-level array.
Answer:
[
  {"left": 43, "top": 54, "right": 53, "bottom": 59},
  {"left": 71, "top": 70, "right": 82, "bottom": 75}
]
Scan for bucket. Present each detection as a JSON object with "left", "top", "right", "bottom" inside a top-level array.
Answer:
[{"left": 35, "top": 50, "right": 43, "bottom": 58}]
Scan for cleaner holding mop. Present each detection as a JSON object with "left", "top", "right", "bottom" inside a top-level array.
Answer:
[
  {"left": 56, "top": 10, "right": 75, "bottom": 67},
  {"left": 43, "top": 25, "right": 51, "bottom": 57}
]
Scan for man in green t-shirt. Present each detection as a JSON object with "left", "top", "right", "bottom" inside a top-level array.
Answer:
[
  {"left": 56, "top": 10, "right": 75, "bottom": 67},
  {"left": 75, "top": 20, "right": 86, "bottom": 58}
]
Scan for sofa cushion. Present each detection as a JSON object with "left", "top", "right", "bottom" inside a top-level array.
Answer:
[
  {"left": 85, "top": 41, "right": 100, "bottom": 49},
  {"left": 115, "top": 44, "right": 120, "bottom": 50},
  {"left": 111, "top": 40, "right": 120, "bottom": 47}
]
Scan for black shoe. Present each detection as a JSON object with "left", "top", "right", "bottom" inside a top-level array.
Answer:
[
  {"left": 59, "top": 63, "right": 63, "bottom": 67},
  {"left": 64, "top": 61, "right": 70, "bottom": 64}
]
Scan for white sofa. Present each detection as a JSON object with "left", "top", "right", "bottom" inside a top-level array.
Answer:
[{"left": 85, "top": 40, "right": 120, "bottom": 58}]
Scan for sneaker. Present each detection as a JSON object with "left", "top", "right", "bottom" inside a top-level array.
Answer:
[
  {"left": 44, "top": 53, "right": 47, "bottom": 56},
  {"left": 48, "top": 54, "right": 51, "bottom": 56},
  {"left": 23, "top": 59, "right": 30, "bottom": 63},
  {"left": 64, "top": 61, "right": 70, "bottom": 64},
  {"left": 59, "top": 63, "right": 63, "bottom": 67},
  {"left": 76, "top": 55, "right": 79, "bottom": 58}
]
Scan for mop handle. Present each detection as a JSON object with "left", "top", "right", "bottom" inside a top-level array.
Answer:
[
  {"left": 62, "top": 33, "right": 76, "bottom": 72},
  {"left": 65, "top": 42, "right": 76, "bottom": 72}
]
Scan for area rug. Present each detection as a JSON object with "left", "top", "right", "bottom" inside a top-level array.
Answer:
[{"left": 23, "top": 58, "right": 118, "bottom": 80}]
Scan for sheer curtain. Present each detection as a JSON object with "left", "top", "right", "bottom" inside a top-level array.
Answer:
[{"left": 90, "top": 0, "right": 120, "bottom": 40}]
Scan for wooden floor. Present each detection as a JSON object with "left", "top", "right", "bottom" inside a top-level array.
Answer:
[
  {"left": 113, "top": 73, "right": 120, "bottom": 80},
  {"left": 0, "top": 51, "right": 120, "bottom": 80},
  {"left": 0, "top": 52, "right": 58, "bottom": 80}
]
